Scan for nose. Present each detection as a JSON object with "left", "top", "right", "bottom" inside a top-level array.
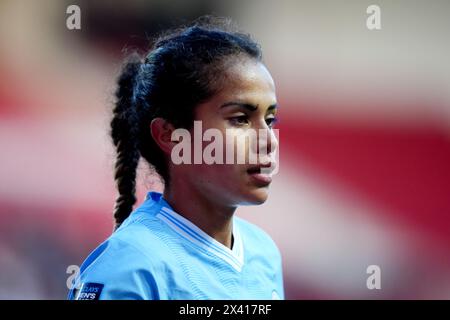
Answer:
[{"left": 254, "top": 121, "right": 278, "bottom": 158}]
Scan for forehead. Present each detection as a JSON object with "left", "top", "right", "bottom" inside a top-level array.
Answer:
[{"left": 213, "top": 58, "right": 276, "bottom": 104}]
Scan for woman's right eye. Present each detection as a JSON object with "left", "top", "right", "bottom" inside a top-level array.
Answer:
[{"left": 229, "top": 115, "right": 249, "bottom": 126}]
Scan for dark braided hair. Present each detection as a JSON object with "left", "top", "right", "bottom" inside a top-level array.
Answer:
[{"left": 110, "top": 16, "right": 262, "bottom": 229}]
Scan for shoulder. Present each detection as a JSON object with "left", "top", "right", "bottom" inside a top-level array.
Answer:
[
  {"left": 234, "top": 216, "right": 282, "bottom": 261},
  {"left": 70, "top": 212, "right": 178, "bottom": 300},
  {"left": 84, "top": 213, "right": 179, "bottom": 274},
  {"left": 234, "top": 216, "right": 285, "bottom": 298},
  {"left": 109, "top": 196, "right": 181, "bottom": 263},
  {"left": 114, "top": 215, "right": 173, "bottom": 260}
]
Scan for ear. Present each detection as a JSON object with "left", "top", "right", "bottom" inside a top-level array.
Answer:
[{"left": 150, "top": 118, "right": 177, "bottom": 155}]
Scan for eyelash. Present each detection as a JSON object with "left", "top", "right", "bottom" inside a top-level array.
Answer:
[{"left": 229, "top": 115, "right": 279, "bottom": 128}]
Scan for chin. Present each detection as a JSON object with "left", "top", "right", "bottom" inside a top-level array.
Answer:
[{"left": 239, "top": 188, "right": 270, "bottom": 205}]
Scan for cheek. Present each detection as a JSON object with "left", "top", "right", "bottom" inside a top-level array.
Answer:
[
  {"left": 185, "top": 125, "right": 249, "bottom": 188},
  {"left": 185, "top": 164, "right": 239, "bottom": 198},
  {"left": 197, "top": 164, "right": 240, "bottom": 183},
  {"left": 223, "top": 129, "right": 252, "bottom": 163}
]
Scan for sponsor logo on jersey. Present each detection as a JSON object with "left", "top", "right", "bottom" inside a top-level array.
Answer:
[{"left": 76, "top": 282, "right": 104, "bottom": 300}]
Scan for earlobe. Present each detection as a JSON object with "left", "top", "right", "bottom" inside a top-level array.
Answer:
[{"left": 150, "top": 118, "right": 176, "bottom": 155}]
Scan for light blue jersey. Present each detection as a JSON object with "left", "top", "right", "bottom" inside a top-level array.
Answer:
[{"left": 68, "top": 192, "right": 284, "bottom": 300}]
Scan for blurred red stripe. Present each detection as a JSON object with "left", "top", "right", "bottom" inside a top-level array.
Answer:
[{"left": 280, "top": 111, "right": 450, "bottom": 247}]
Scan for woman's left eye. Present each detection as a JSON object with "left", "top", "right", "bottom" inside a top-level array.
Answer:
[{"left": 265, "top": 117, "right": 279, "bottom": 128}]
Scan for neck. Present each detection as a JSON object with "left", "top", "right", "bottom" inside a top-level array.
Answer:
[{"left": 163, "top": 179, "right": 236, "bottom": 249}]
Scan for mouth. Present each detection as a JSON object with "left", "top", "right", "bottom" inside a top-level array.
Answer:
[{"left": 246, "top": 163, "right": 274, "bottom": 186}]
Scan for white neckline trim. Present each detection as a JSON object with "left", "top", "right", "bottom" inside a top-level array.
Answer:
[{"left": 155, "top": 204, "right": 244, "bottom": 272}]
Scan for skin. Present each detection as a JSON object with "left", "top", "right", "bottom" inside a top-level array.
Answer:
[{"left": 150, "top": 57, "right": 278, "bottom": 249}]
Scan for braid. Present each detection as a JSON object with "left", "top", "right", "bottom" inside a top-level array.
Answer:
[{"left": 110, "top": 53, "right": 142, "bottom": 229}]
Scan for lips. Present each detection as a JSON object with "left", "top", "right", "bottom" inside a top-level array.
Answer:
[
  {"left": 246, "top": 163, "right": 275, "bottom": 186},
  {"left": 246, "top": 162, "right": 275, "bottom": 174}
]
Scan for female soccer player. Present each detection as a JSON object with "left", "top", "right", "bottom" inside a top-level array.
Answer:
[{"left": 69, "top": 16, "right": 284, "bottom": 300}]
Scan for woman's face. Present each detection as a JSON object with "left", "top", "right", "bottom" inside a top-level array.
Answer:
[{"left": 172, "top": 57, "right": 279, "bottom": 207}]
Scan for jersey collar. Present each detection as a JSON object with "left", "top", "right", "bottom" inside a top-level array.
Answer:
[{"left": 146, "top": 191, "right": 244, "bottom": 272}]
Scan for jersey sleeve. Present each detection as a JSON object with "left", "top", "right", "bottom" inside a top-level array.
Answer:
[{"left": 68, "top": 237, "right": 159, "bottom": 300}]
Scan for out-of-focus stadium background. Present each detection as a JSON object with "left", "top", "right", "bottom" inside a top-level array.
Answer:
[{"left": 1, "top": 0, "right": 450, "bottom": 299}]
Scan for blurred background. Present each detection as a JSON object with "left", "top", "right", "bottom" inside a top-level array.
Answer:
[{"left": 1, "top": 0, "right": 450, "bottom": 299}]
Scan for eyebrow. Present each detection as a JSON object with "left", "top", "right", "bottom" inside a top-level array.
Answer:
[{"left": 220, "top": 101, "right": 278, "bottom": 112}]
